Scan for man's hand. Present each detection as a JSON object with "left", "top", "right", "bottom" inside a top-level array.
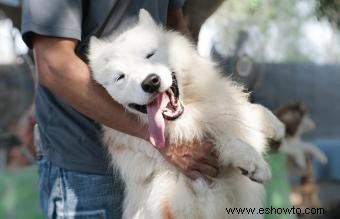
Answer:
[
  {"left": 164, "top": 9, "right": 220, "bottom": 180},
  {"left": 159, "top": 140, "right": 219, "bottom": 180}
]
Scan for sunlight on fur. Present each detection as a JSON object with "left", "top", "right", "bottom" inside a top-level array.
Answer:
[{"left": 89, "top": 9, "right": 285, "bottom": 219}]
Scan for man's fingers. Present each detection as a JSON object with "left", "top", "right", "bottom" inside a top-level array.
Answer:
[
  {"left": 160, "top": 140, "right": 220, "bottom": 180},
  {"left": 200, "top": 142, "right": 218, "bottom": 158},
  {"left": 211, "top": 149, "right": 219, "bottom": 159},
  {"left": 203, "top": 153, "right": 220, "bottom": 169},
  {"left": 173, "top": 156, "right": 217, "bottom": 179},
  {"left": 186, "top": 170, "right": 201, "bottom": 180},
  {"left": 192, "top": 149, "right": 219, "bottom": 169},
  {"left": 202, "top": 141, "right": 215, "bottom": 152},
  {"left": 193, "top": 162, "right": 218, "bottom": 178}
]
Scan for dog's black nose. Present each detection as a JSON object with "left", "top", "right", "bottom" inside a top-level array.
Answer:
[{"left": 141, "top": 74, "right": 161, "bottom": 93}]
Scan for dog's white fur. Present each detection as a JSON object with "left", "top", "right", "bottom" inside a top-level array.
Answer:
[{"left": 89, "top": 10, "right": 284, "bottom": 219}]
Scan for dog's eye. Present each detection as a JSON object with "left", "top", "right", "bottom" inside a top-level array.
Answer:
[
  {"left": 115, "top": 74, "right": 125, "bottom": 82},
  {"left": 146, "top": 50, "right": 156, "bottom": 59}
]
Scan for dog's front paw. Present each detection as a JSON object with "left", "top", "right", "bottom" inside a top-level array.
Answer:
[
  {"left": 220, "top": 139, "right": 272, "bottom": 184},
  {"left": 250, "top": 104, "right": 285, "bottom": 141},
  {"left": 234, "top": 156, "right": 271, "bottom": 184},
  {"left": 271, "top": 118, "right": 285, "bottom": 141}
]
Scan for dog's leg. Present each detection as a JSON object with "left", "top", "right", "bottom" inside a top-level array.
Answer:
[
  {"left": 249, "top": 104, "right": 285, "bottom": 141},
  {"left": 217, "top": 139, "right": 271, "bottom": 183},
  {"left": 280, "top": 142, "right": 306, "bottom": 168},
  {"left": 140, "top": 173, "right": 199, "bottom": 219},
  {"left": 288, "top": 140, "right": 328, "bottom": 164}
]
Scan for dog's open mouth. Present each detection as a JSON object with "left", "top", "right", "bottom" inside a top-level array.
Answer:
[
  {"left": 128, "top": 73, "right": 184, "bottom": 148},
  {"left": 128, "top": 73, "right": 184, "bottom": 120},
  {"left": 128, "top": 89, "right": 183, "bottom": 119}
]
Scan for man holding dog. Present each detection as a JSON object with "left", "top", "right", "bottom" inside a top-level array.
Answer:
[{"left": 21, "top": 0, "right": 218, "bottom": 218}]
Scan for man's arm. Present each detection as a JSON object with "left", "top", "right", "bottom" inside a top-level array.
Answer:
[
  {"left": 33, "top": 35, "right": 149, "bottom": 140},
  {"left": 33, "top": 35, "right": 218, "bottom": 179}
]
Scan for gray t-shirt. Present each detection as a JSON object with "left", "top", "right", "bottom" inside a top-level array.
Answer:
[{"left": 21, "top": 0, "right": 185, "bottom": 175}]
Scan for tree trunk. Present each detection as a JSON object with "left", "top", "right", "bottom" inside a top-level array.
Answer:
[
  {"left": 183, "top": 0, "right": 225, "bottom": 42},
  {"left": 0, "top": 4, "right": 21, "bottom": 29}
]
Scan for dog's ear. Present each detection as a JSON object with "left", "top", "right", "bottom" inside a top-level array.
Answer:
[{"left": 139, "top": 9, "right": 156, "bottom": 27}]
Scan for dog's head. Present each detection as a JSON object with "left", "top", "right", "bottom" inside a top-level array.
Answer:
[
  {"left": 275, "top": 102, "right": 315, "bottom": 137},
  {"left": 89, "top": 9, "right": 184, "bottom": 148}
]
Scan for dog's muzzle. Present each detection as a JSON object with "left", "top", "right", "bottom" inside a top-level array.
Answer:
[{"left": 128, "top": 72, "right": 184, "bottom": 120}]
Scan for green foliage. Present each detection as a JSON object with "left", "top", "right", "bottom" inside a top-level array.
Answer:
[
  {"left": 0, "top": 166, "right": 43, "bottom": 219},
  {"left": 315, "top": 0, "right": 340, "bottom": 29},
  {"left": 213, "top": 0, "right": 315, "bottom": 62},
  {"left": 206, "top": 0, "right": 340, "bottom": 63}
]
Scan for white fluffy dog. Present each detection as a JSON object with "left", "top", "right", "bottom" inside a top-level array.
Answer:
[{"left": 89, "top": 9, "right": 284, "bottom": 219}]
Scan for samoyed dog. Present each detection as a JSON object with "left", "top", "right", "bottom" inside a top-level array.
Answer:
[{"left": 89, "top": 9, "right": 284, "bottom": 219}]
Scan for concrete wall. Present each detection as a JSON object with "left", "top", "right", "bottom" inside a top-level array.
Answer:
[{"left": 253, "top": 63, "right": 340, "bottom": 139}]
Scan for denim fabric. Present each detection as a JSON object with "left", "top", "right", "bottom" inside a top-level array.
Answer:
[{"left": 37, "top": 156, "right": 125, "bottom": 219}]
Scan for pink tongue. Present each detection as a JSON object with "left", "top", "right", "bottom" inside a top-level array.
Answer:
[{"left": 147, "top": 93, "right": 170, "bottom": 149}]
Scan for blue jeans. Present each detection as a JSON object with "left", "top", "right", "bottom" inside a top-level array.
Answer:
[
  {"left": 37, "top": 156, "right": 124, "bottom": 219},
  {"left": 35, "top": 128, "right": 124, "bottom": 219}
]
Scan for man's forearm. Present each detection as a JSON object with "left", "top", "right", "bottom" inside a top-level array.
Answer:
[
  {"left": 33, "top": 36, "right": 149, "bottom": 141},
  {"left": 33, "top": 34, "right": 218, "bottom": 180}
]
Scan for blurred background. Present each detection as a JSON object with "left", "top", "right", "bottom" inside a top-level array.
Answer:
[{"left": 0, "top": 0, "right": 339, "bottom": 218}]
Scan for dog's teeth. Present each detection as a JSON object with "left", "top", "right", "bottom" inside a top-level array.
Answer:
[{"left": 162, "top": 109, "right": 172, "bottom": 114}]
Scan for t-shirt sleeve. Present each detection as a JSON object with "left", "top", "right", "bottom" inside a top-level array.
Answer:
[
  {"left": 21, "top": 0, "right": 83, "bottom": 48},
  {"left": 168, "top": 0, "right": 186, "bottom": 11}
]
